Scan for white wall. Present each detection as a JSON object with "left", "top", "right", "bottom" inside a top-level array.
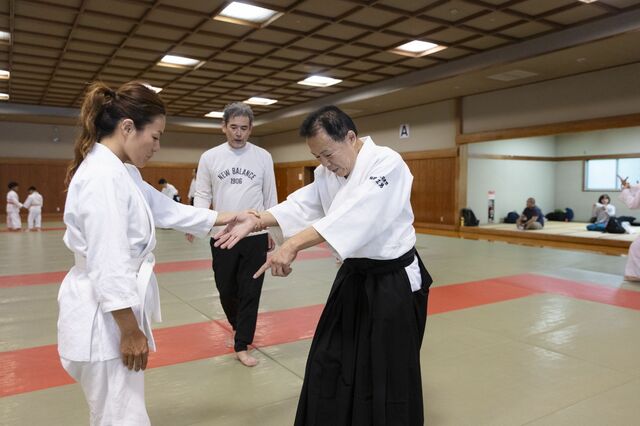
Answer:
[
  {"left": 260, "top": 100, "right": 457, "bottom": 162},
  {"left": 463, "top": 62, "right": 640, "bottom": 133},
  {"left": 467, "top": 137, "right": 556, "bottom": 224},
  {"left": 0, "top": 121, "right": 228, "bottom": 163},
  {"left": 554, "top": 126, "right": 640, "bottom": 221}
]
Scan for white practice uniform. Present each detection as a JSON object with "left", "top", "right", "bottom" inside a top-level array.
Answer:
[
  {"left": 269, "top": 136, "right": 421, "bottom": 290},
  {"left": 59, "top": 143, "right": 215, "bottom": 425},
  {"left": 269, "top": 136, "right": 431, "bottom": 425},
  {"left": 620, "top": 186, "right": 640, "bottom": 279},
  {"left": 23, "top": 191, "right": 44, "bottom": 229},
  {"left": 161, "top": 183, "right": 179, "bottom": 200},
  {"left": 6, "top": 189, "right": 22, "bottom": 229}
]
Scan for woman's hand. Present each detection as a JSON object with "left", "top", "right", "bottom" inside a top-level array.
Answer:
[
  {"left": 111, "top": 308, "right": 149, "bottom": 371},
  {"left": 213, "top": 210, "right": 261, "bottom": 249},
  {"left": 254, "top": 242, "right": 298, "bottom": 278}
]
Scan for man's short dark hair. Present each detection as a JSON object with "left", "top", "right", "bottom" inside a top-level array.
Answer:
[
  {"left": 8, "top": 181, "right": 18, "bottom": 190},
  {"left": 223, "top": 102, "right": 254, "bottom": 125},
  {"left": 28, "top": 186, "right": 36, "bottom": 191},
  {"left": 158, "top": 178, "right": 167, "bottom": 185},
  {"left": 299, "top": 106, "right": 358, "bottom": 142}
]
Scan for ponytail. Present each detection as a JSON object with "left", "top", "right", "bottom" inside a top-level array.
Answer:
[
  {"left": 65, "top": 81, "right": 165, "bottom": 186},
  {"left": 65, "top": 83, "right": 115, "bottom": 186}
]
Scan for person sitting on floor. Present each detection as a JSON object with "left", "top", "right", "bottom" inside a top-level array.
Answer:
[
  {"left": 516, "top": 197, "right": 544, "bottom": 230},
  {"left": 587, "top": 194, "right": 615, "bottom": 232}
]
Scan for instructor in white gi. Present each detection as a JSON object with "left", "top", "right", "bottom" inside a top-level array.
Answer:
[
  {"left": 6, "top": 181, "right": 22, "bottom": 231},
  {"left": 59, "top": 81, "right": 256, "bottom": 425},
  {"left": 193, "top": 102, "right": 277, "bottom": 367},
  {"left": 216, "top": 106, "right": 432, "bottom": 425}
]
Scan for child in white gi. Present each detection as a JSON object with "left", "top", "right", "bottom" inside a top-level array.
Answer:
[{"left": 23, "top": 186, "right": 43, "bottom": 231}]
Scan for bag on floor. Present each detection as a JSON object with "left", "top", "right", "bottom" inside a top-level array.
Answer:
[
  {"left": 564, "top": 208, "right": 574, "bottom": 222},
  {"left": 461, "top": 208, "right": 479, "bottom": 226},
  {"left": 605, "top": 217, "right": 625, "bottom": 234},
  {"left": 504, "top": 211, "right": 519, "bottom": 223},
  {"left": 545, "top": 210, "right": 566, "bottom": 221}
]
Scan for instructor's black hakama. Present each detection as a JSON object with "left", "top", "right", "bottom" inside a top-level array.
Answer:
[{"left": 294, "top": 249, "right": 432, "bottom": 426}]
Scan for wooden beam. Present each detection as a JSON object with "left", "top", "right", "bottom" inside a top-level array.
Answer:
[{"left": 457, "top": 113, "right": 640, "bottom": 145}]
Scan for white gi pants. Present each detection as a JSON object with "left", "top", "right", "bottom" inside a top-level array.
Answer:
[
  {"left": 6, "top": 210, "right": 21, "bottom": 229},
  {"left": 60, "top": 357, "right": 150, "bottom": 426},
  {"left": 28, "top": 206, "right": 41, "bottom": 229}
]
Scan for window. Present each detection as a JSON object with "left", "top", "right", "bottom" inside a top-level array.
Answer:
[{"left": 584, "top": 158, "right": 640, "bottom": 191}]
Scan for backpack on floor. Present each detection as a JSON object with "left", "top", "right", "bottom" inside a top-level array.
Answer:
[
  {"left": 504, "top": 211, "right": 519, "bottom": 223},
  {"left": 564, "top": 208, "right": 574, "bottom": 222},
  {"left": 605, "top": 217, "right": 625, "bottom": 234},
  {"left": 545, "top": 210, "right": 566, "bottom": 221},
  {"left": 461, "top": 208, "right": 479, "bottom": 226}
]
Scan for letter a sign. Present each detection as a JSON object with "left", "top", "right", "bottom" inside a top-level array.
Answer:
[{"left": 399, "top": 124, "right": 410, "bottom": 139}]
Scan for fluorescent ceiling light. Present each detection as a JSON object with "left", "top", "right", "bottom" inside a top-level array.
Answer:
[
  {"left": 205, "top": 111, "right": 224, "bottom": 118},
  {"left": 158, "top": 54, "right": 202, "bottom": 68},
  {"left": 487, "top": 69, "right": 538, "bottom": 82},
  {"left": 0, "top": 93, "right": 9, "bottom": 100},
  {"left": 244, "top": 97, "right": 277, "bottom": 106},
  {"left": 0, "top": 30, "right": 9, "bottom": 42},
  {"left": 298, "top": 75, "right": 342, "bottom": 87},
  {"left": 143, "top": 84, "right": 162, "bottom": 93},
  {"left": 215, "top": 2, "right": 282, "bottom": 27},
  {"left": 579, "top": 0, "right": 597, "bottom": 3},
  {"left": 390, "top": 40, "right": 447, "bottom": 58},
  {"left": 0, "top": 70, "right": 9, "bottom": 80}
]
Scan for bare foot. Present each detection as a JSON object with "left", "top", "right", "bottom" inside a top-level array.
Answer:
[
  {"left": 624, "top": 275, "right": 640, "bottom": 282},
  {"left": 235, "top": 350, "right": 258, "bottom": 367}
]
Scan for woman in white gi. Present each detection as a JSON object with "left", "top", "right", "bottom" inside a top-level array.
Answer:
[
  {"left": 23, "top": 186, "right": 43, "bottom": 231},
  {"left": 620, "top": 177, "right": 640, "bottom": 281},
  {"left": 216, "top": 106, "right": 432, "bottom": 426},
  {"left": 6, "top": 181, "right": 22, "bottom": 231},
  {"left": 59, "top": 81, "right": 254, "bottom": 425}
]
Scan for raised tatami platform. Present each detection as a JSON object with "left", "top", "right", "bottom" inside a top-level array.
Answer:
[{"left": 459, "top": 221, "right": 639, "bottom": 256}]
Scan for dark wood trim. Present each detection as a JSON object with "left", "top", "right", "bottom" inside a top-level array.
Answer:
[
  {"left": 469, "top": 153, "right": 640, "bottom": 162},
  {"left": 274, "top": 159, "right": 319, "bottom": 168},
  {"left": 400, "top": 148, "right": 458, "bottom": 161},
  {"left": 457, "top": 113, "right": 640, "bottom": 145},
  {"left": 468, "top": 153, "right": 555, "bottom": 161}
]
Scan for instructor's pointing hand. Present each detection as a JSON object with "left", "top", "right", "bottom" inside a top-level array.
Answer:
[{"left": 254, "top": 243, "right": 298, "bottom": 278}]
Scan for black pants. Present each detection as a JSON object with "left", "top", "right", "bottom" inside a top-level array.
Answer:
[
  {"left": 295, "top": 249, "right": 432, "bottom": 426},
  {"left": 210, "top": 233, "right": 267, "bottom": 352}
]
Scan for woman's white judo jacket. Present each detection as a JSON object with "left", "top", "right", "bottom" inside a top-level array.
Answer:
[{"left": 58, "top": 143, "right": 216, "bottom": 362}]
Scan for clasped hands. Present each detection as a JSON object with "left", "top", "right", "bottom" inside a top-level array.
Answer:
[{"left": 214, "top": 210, "right": 297, "bottom": 278}]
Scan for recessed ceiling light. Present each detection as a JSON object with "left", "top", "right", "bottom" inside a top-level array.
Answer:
[
  {"left": 298, "top": 75, "right": 342, "bottom": 87},
  {"left": 579, "top": 0, "right": 597, "bottom": 3},
  {"left": 0, "top": 93, "right": 9, "bottom": 101},
  {"left": 215, "top": 2, "right": 282, "bottom": 27},
  {"left": 143, "top": 84, "right": 162, "bottom": 93},
  {"left": 244, "top": 97, "right": 277, "bottom": 106},
  {"left": 158, "top": 54, "right": 202, "bottom": 68},
  {"left": 205, "top": 111, "right": 224, "bottom": 118},
  {"left": 487, "top": 69, "right": 538, "bottom": 82},
  {"left": 0, "top": 70, "right": 9, "bottom": 80},
  {"left": 390, "top": 40, "right": 447, "bottom": 58},
  {"left": 0, "top": 30, "right": 9, "bottom": 43}
]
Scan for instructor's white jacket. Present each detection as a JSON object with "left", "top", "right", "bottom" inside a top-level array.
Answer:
[{"left": 58, "top": 143, "right": 216, "bottom": 362}]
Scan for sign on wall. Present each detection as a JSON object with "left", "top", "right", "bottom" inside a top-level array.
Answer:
[{"left": 399, "top": 124, "right": 410, "bottom": 139}]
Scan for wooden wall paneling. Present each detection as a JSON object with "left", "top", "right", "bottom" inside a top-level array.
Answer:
[
  {"left": 139, "top": 163, "right": 196, "bottom": 204},
  {"left": 1, "top": 159, "right": 68, "bottom": 215},
  {"left": 274, "top": 167, "right": 287, "bottom": 203},
  {"left": 406, "top": 156, "right": 456, "bottom": 226}
]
